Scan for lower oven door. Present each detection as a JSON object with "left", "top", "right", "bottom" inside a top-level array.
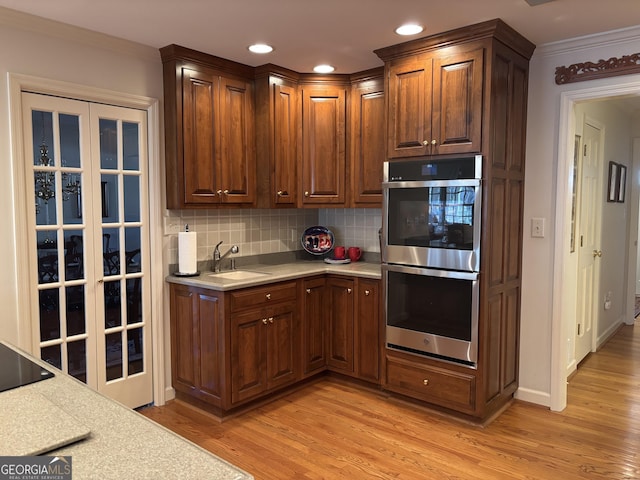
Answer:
[{"left": 384, "top": 264, "right": 479, "bottom": 366}]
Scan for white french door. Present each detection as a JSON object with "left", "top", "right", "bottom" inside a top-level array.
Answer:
[{"left": 21, "top": 92, "right": 152, "bottom": 408}]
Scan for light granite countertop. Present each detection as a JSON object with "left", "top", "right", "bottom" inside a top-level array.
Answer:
[
  {"left": 0, "top": 342, "right": 253, "bottom": 480},
  {"left": 167, "top": 259, "right": 382, "bottom": 291}
]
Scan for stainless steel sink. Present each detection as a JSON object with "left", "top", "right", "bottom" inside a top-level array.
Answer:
[{"left": 207, "top": 270, "right": 271, "bottom": 280}]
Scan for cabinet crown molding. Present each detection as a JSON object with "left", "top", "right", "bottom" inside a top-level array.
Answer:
[
  {"left": 374, "top": 18, "right": 536, "bottom": 62},
  {"left": 160, "top": 44, "right": 255, "bottom": 78}
]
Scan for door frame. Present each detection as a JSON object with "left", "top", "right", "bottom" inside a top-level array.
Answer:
[
  {"left": 552, "top": 79, "right": 640, "bottom": 411},
  {"left": 7, "top": 73, "right": 167, "bottom": 405}
]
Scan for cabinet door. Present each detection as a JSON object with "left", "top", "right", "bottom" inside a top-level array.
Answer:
[
  {"left": 182, "top": 68, "right": 220, "bottom": 205},
  {"left": 355, "top": 279, "right": 380, "bottom": 383},
  {"left": 432, "top": 48, "right": 484, "bottom": 155},
  {"left": 273, "top": 81, "right": 298, "bottom": 206},
  {"left": 386, "top": 55, "right": 432, "bottom": 158},
  {"left": 327, "top": 277, "right": 354, "bottom": 372},
  {"left": 301, "top": 85, "right": 347, "bottom": 205},
  {"left": 218, "top": 76, "right": 256, "bottom": 204},
  {"left": 265, "top": 302, "right": 298, "bottom": 390},
  {"left": 169, "top": 284, "right": 223, "bottom": 405},
  {"left": 351, "top": 76, "right": 385, "bottom": 206},
  {"left": 301, "top": 277, "right": 327, "bottom": 375},
  {"left": 230, "top": 309, "right": 266, "bottom": 404}
]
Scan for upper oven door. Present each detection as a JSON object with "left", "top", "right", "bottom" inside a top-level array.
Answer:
[{"left": 382, "top": 178, "right": 481, "bottom": 272}]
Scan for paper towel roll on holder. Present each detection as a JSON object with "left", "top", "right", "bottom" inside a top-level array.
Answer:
[
  {"left": 176, "top": 224, "right": 200, "bottom": 276},
  {"left": 174, "top": 270, "right": 200, "bottom": 277}
]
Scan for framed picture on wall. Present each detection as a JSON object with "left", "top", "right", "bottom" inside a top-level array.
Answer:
[
  {"left": 617, "top": 164, "right": 627, "bottom": 202},
  {"left": 607, "top": 161, "right": 619, "bottom": 202}
]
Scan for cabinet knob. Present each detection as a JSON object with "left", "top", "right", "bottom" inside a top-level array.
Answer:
[
  {"left": 216, "top": 190, "right": 222, "bottom": 195},
  {"left": 423, "top": 379, "right": 429, "bottom": 386},
  {"left": 306, "top": 288, "right": 311, "bottom": 294},
  {"left": 268, "top": 317, "right": 274, "bottom": 324},
  {"left": 266, "top": 293, "right": 271, "bottom": 300},
  {"left": 422, "top": 140, "right": 429, "bottom": 146},
  {"left": 431, "top": 139, "right": 437, "bottom": 146},
  {"left": 277, "top": 190, "right": 284, "bottom": 197},
  {"left": 347, "top": 288, "right": 352, "bottom": 294},
  {"left": 304, "top": 191, "right": 310, "bottom": 197},
  {"left": 223, "top": 189, "right": 229, "bottom": 195},
  {"left": 262, "top": 318, "right": 268, "bottom": 325},
  {"left": 364, "top": 290, "right": 370, "bottom": 296}
]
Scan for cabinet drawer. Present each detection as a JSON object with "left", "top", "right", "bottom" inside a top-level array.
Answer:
[
  {"left": 229, "top": 281, "right": 297, "bottom": 312},
  {"left": 385, "top": 354, "right": 475, "bottom": 412}
]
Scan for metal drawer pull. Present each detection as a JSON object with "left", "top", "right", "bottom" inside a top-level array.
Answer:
[
  {"left": 364, "top": 290, "right": 370, "bottom": 296},
  {"left": 306, "top": 288, "right": 311, "bottom": 294},
  {"left": 347, "top": 288, "right": 352, "bottom": 294},
  {"left": 266, "top": 293, "right": 271, "bottom": 300},
  {"left": 268, "top": 317, "right": 274, "bottom": 324},
  {"left": 262, "top": 319, "right": 268, "bottom": 325},
  {"left": 304, "top": 191, "right": 310, "bottom": 197},
  {"left": 423, "top": 379, "right": 429, "bottom": 386}
]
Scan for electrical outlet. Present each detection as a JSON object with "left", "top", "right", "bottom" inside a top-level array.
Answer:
[
  {"left": 163, "top": 218, "right": 181, "bottom": 235},
  {"left": 531, "top": 217, "right": 545, "bottom": 238}
]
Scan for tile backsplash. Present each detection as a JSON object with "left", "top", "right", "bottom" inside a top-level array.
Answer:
[{"left": 166, "top": 208, "right": 382, "bottom": 266}]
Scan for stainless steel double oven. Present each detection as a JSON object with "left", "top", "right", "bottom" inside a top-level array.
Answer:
[{"left": 382, "top": 155, "right": 482, "bottom": 366}]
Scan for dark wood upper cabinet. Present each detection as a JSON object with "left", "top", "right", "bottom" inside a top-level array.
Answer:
[
  {"left": 161, "top": 45, "right": 256, "bottom": 208},
  {"left": 255, "top": 67, "right": 300, "bottom": 208},
  {"left": 350, "top": 69, "right": 385, "bottom": 207},
  {"left": 384, "top": 47, "right": 483, "bottom": 158},
  {"left": 300, "top": 81, "right": 348, "bottom": 206}
]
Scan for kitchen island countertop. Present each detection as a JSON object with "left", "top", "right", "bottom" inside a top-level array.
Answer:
[{"left": 0, "top": 342, "right": 253, "bottom": 480}]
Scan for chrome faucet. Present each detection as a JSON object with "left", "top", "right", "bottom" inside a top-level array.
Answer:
[{"left": 213, "top": 241, "right": 239, "bottom": 272}]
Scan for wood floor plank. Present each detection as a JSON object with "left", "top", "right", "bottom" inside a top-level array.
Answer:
[{"left": 140, "top": 320, "right": 640, "bottom": 479}]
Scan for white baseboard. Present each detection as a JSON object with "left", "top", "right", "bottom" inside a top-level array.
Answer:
[{"left": 514, "top": 387, "right": 551, "bottom": 407}]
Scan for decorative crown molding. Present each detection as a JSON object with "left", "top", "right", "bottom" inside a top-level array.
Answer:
[{"left": 555, "top": 52, "right": 640, "bottom": 85}]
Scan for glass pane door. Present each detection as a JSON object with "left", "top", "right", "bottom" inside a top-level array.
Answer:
[
  {"left": 22, "top": 93, "right": 152, "bottom": 409},
  {"left": 25, "top": 97, "right": 94, "bottom": 386},
  {"left": 91, "top": 104, "right": 151, "bottom": 408}
]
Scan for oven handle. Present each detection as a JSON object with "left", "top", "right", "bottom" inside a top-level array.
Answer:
[
  {"left": 382, "top": 263, "right": 478, "bottom": 281},
  {"left": 382, "top": 179, "right": 480, "bottom": 189}
]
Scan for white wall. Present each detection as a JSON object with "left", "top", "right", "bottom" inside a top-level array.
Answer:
[
  {"left": 518, "top": 25, "right": 640, "bottom": 407},
  {"left": 0, "top": 8, "right": 163, "bottom": 349}
]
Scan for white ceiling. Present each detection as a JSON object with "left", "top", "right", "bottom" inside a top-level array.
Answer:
[{"left": 1, "top": 0, "right": 640, "bottom": 73}]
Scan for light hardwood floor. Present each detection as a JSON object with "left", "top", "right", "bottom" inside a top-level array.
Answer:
[{"left": 140, "top": 320, "right": 640, "bottom": 479}]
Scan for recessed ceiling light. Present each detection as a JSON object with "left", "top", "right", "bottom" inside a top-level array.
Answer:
[
  {"left": 248, "top": 44, "right": 274, "bottom": 54},
  {"left": 313, "top": 64, "right": 335, "bottom": 74},
  {"left": 395, "top": 24, "right": 424, "bottom": 36}
]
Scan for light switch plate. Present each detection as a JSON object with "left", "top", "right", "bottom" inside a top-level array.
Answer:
[{"left": 531, "top": 217, "right": 545, "bottom": 238}]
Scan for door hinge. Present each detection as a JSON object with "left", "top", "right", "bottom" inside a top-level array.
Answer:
[
  {"left": 577, "top": 324, "right": 581, "bottom": 335},
  {"left": 583, "top": 144, "right": 587, "bottom": 156}
]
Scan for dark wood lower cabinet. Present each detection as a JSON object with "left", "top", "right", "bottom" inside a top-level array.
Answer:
[
  {"left": 301, "top": 277, "right": 327, "bottom": 376},
  {"left": 230, "top": 301, "right": 298, "bottom": 404},
  {"left": 169, "top": 284, "right": 224, "bottom": 407},
  {"left": 354, "top": 278, "right": 381, "bottom": 383},
  {"left": 169, "top": 276, "right": 380, "bottom": 418},
  {"left": 327, "top": 277, "right": 355, "bottom": 372},
  {"left": 385, "top": 351, "right": 476, "bottom": 415}
]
